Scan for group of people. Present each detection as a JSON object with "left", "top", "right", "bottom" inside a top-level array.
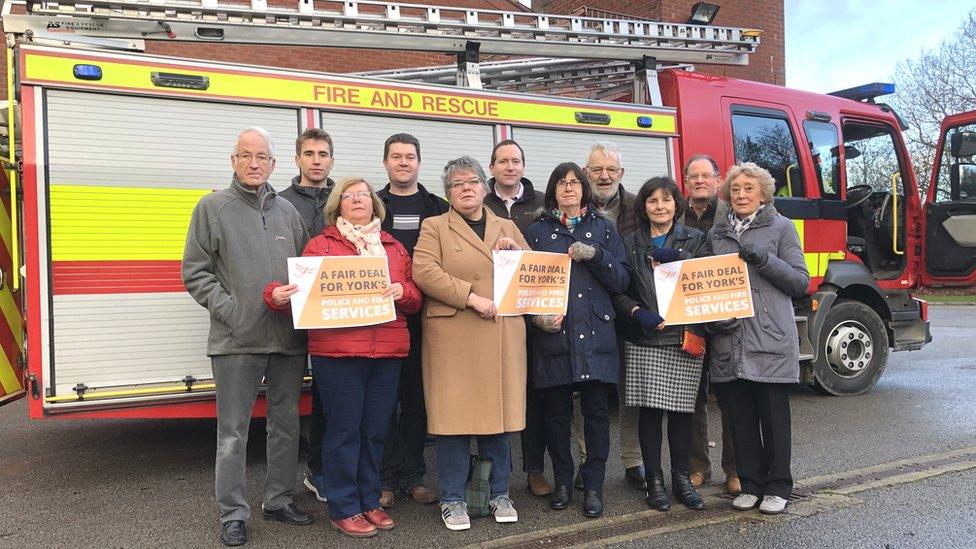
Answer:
[{"left": 181, "top": 126, "right": 810, "bottom": 547}]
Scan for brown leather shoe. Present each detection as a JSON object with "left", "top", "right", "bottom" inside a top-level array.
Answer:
[
  {"left": 408, "top": 484, "right": 438, "bottom": 504},
  {"left": 727, "top": 476, "right": 742, "bottom": 495},
  {"left": 689, "top": 471, "right": 706, "bottom": 487},
  {"left": 379, "top": 490, "right": 395, "bottom": 508},
  {"left": 331, "top": 514, "right": 378, "bottom": 538},
  {"left": 363, "top": 508, "right": 395, "bottom": 531},
  {"left": 527, "top": 473, "right": 553, "bottom": 497}
]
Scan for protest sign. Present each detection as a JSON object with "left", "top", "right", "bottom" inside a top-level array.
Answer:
[
  {"left": 288, "top": 255, "right": 396, "bottom": 329},
  {"left": 493, "top": 250, "right": 571, "bottom": 316},
  {"left": 653, "top": 253, "right": 754, "bottom": 325}
]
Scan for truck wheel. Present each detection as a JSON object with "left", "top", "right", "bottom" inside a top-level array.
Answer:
[{"left": 812, "top": 299, "right": 889, "bottom": 396}]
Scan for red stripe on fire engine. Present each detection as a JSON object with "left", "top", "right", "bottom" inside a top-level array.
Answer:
[{"left": 52, "top": 260, "right": 185, "bottom": 295}]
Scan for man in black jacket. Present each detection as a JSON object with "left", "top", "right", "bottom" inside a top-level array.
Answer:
[
  {"left": 483, "top": 139, "right": 552, "bottom": 498},
  {"left": 376, "top": 133, "right": 448, "bottom": 508},
  {"left": 278, "top": 128, "right": 336, "bottom": 508}
]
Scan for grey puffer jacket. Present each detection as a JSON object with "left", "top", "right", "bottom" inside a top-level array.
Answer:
[
  {"left": 706, "top": 205, "right": 809, "bottom": 384},
  {"left": 182, "top": 176, "right": 309, "bottom": 356}
]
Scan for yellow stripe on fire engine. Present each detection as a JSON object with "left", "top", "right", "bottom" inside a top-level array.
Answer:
[
  {"left": 23, "top": 51, "right": 676, "bottom": 135},
  {"left": 49, "top": 185, "right": 209, "bottom": 261},
  {"left": 0, "top": 351, "right": 18, "bottom": 394},
  {"left": 791, "top": 219, "right": 844, "bottom": 277}
]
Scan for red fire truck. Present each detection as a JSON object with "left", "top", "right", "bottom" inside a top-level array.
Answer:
[{"left": 0, "top": 0, "right": 972, "bottom": 418}]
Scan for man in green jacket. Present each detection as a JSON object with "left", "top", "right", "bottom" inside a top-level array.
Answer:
[{"left": 182, "top": 127, "right": 312, "bottom": 547}]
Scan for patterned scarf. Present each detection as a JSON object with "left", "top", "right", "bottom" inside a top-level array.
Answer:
[
  {"left": 553, "top": 207, "right": 588, "bottom": 231},
  {"left": 336, "top": 216, "right": 386, "bottom": 256},
  {"left": 728, "top": 204, "right": 765, "bottom": 236}
]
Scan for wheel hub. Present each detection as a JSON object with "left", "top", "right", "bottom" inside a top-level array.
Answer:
[{"left": 825, "top": 322, "right": 873, "bottom": 377}]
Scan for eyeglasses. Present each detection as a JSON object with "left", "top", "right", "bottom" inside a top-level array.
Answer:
[
  {"left": 686, "top": 172, "right": 717, "bottom": 180},
  {"left": 340, "top": 191, "right": 371, "bottom": 201},
  {"left": 586, "top": 166, "right": 620, "bottom": 176},
  {"left": 234, "top": 152, "right": 273, "bottom": 164},
  {"left": 556, "top": 179, "right": 582, "bottom": 189},
  {"left": 449, "top": 178, "right": 482, "bottom": 190}
]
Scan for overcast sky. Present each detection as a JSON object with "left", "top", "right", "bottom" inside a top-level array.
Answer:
[{"left": 785, "top": 1, "right": 973, "bottom": 94}]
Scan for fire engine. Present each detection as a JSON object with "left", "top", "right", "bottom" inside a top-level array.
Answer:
[{"left": 0, "top": 0, "right": 972, "bottom": 418}]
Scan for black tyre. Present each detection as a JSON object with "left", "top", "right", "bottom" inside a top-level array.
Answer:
[{"left": 812, "top": 299, "right": 889, "bottom": 396}]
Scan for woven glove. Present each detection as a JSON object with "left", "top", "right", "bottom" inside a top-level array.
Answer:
[
  {"left": 738, "top": 244, "right": 768, "bottom": 267},
  {"left": 568, "top": 241, "right": 599, "bottom": 262},
  {"left": 532, "top": 314, "right": 562, "bottom": 333},
  {"left": 633, "top": 307, "right": 665, "bottom": 330},
  {"left": 649, "top": 248, "right": 682, "bottom": 263}
]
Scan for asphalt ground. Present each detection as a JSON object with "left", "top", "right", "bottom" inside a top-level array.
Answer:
[{"left": 1, "top": 305, "right": 974, "bottom": 548}]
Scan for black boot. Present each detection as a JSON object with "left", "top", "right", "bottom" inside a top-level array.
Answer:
[
  {"left": 644, "top": 470, "right": 671, "bottom": 511},
  {"left": 582, "top": 491, "right": 604, "bottom": 518},
  {"left": 672, "top": 470, "right": 705, "bottom": 510},
  {"left": 549, "top": 485, "right": 571, "bottom": 510}
]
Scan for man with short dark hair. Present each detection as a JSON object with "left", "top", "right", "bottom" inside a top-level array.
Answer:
[
  {"left": 376, "top": 133, "right": 448, "bottom": 508},
  {"left": 277, "top": 127, "right": 336, "bottom": 506},
  {"left": 483, "top": 139, "right": 552, "bottom": 498},
  {"left": 182, "top": 127, "right": 313, "bottom": 547},
  {"left": 680, "top": 153, "right": 738, "bottom": 496}
]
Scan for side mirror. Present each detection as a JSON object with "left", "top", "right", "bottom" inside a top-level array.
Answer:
[
  {"left": 949, "top": 162, "right": 976, "bottom": 201},
  {"left": 950, "top": 131, "right": 976, "bottom": 158},
  {"left": 832, "top": 144, "right": 861, "bottom": 159}
]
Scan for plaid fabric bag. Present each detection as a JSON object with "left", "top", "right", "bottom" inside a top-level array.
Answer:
[{"left": 465, "top": 454, "right": 492, "bottom": 518}]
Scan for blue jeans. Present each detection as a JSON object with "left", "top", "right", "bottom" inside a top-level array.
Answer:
[
  {"left": 436, "top": 433, "right": 511, "bottom": 503},
  {"left": 313, "top": 356, "right": 401, "bottom": 520}
]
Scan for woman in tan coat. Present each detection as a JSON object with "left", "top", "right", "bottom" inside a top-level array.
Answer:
[{"left": 413, "top": 156, "right": 529, "bottom": 532}]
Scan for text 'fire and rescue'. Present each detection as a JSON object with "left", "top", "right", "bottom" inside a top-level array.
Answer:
[{"left": 313, "top": 84, "right": 499, "bottom": 117}]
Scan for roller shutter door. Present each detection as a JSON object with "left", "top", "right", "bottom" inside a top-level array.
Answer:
[
  {"left": 319, "top": 111, "right": 496, "bottom": 198},
  {"left": 509, "top": 127, "right": 672, "bottom": 195},
  {"left": 44, "top": 91, "right": 299, "bottom": 396}
]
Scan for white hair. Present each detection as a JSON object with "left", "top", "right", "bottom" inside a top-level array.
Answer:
[
  {"left": 235, "top": 127, "right": 275, "bottom": 156},
  {"left": 586, "top": 141, "right": 623, "bottom": 167}
]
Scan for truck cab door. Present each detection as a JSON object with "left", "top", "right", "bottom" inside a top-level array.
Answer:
[
  {"left": 0, "top": 168, "right": 25, "bottom": 406},
  {"left": 922, "top": 112, "right": 976, "bottom": 287}
]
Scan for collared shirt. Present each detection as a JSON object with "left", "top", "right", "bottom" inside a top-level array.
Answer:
[{"left": 495, "top": 181, "right": 524, "bottom": 214}]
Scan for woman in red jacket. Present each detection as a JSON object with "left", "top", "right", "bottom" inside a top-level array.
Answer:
[{"left": 265, "top": 176, "right": 421, "bottom": 538}]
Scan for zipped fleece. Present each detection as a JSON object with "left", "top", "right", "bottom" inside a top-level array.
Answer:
[{"left": 182, "top": 176, "right": 309, "bottom": 356}]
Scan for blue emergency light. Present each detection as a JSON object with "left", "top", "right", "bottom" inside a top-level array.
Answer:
[
  {"left": 827, "top": 82, "right": 895, "bottom": 102},
  {"left": 636, "top": 116, "right": 653, "bottom": 128},
  {"left": 72, "top": 64, "right": 103, "bottom": 81}
]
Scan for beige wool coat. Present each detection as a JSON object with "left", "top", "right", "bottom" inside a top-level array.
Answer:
[{"left": 413, "top": 207, "right": 529, "bottom": 435}]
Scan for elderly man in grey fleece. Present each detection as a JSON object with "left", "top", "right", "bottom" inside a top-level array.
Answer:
[{"left": 181, "top": 127, "right": 312, "bottom": 547}]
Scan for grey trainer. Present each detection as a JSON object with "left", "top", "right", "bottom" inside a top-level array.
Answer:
[
  {"left": 490, "top": 495, "right": 519, "bottom": 523},
  {"left": 441, "top": 501, "right": 471, "bottom": 531}
]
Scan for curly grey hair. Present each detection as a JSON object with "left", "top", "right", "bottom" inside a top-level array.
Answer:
[
  {"left": 442, "top": 156, "right": 491, "bottom": 197},
  {"left": 719, "top": 162, "right": 776, "bottom": 204}
]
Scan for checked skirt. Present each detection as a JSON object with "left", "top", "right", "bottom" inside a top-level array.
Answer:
[{"left": 623, "top": 342, "right": 702, "bottom": 413}]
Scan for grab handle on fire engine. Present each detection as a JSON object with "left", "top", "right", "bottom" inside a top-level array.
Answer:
[
  {"left": 784, "top": 163, "right": 796, "bottom": 197},
  {"left": 6, "top": 45, "right": 18, "bottom": 290},
  {"left": 890, "top": 173, "right": 903, "bottom": 255}
]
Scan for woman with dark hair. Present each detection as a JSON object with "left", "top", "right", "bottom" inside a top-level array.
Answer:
[
  {"left": 523, "top": 162, "right": 629, "bottom": 518},
  {"left": 612, "top": 176, "right": 710, "bottom": 512}
]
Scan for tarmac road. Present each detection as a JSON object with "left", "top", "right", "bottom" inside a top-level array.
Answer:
[{"left": 1, "top": 305, "right": 974, "bottom": 548}]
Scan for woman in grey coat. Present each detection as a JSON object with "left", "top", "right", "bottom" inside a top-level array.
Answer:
[{"left": 706, "top": 162, "right": 810, "bottom": 516}]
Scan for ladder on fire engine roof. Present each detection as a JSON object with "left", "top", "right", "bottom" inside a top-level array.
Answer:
[{"left": 1, "top": 0, "right": 760, "bottom": 63}]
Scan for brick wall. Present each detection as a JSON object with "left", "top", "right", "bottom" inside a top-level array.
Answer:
[
  {"left": 539, "top": 0, "right": 785, "bottom": 85},
  {"left": 0, "top": 0, "right": 783, "bottom": 97}
]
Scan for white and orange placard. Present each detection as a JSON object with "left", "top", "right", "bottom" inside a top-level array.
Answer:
[
  {"left": 493, "top": 250, "right": 571, "bottom": 316},
  {"left": 288, "top": 256, "right": 395, "bottom": 329},
  {"left": 653, "top": 254, "right": 755, "bottom": 325}
]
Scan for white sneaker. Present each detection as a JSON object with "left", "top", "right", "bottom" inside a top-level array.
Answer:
[
  {"left": 441, "top": 501, "right": 471, "bottom": 531},
  {"left": 732, "top": 493, "right": 760, "bottom": 511},
  {"left": 490, "top": 495, "right": 519, "bottom": 523},
  {"left": 759, "top": 495, "right": 788, "bottom": 515}
]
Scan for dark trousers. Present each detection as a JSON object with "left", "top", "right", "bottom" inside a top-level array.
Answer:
[
  {"left": 638, "top": 407, "right": 693, "bottom": 474},
  {"left": 521, "top": 339, "right": 549, "bottom": 474},
  {"left": 541, "top": 382, "right": 610, "bottom": 493},
  {"left": 313, "top": 356, "right": 401, "bottom": 520},
  {"left": 690, "top": 367, "right": 736, "bottom": 478},
  {"left": 307, "top": 379, "right": 326, "bottom": 476},
  {"left": 714, "top": 379, "right": 793, "bottom": 499},
  {"left": 380, "top": 321, "right": 428, "bottom": 492}
]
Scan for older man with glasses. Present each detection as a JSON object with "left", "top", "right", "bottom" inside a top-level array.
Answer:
[
  {"left": 182, "top": 128, "right": 312, "bottom": 546},
  {"left": 571, "top": 142, "right": 645, "bottom": 494}
]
